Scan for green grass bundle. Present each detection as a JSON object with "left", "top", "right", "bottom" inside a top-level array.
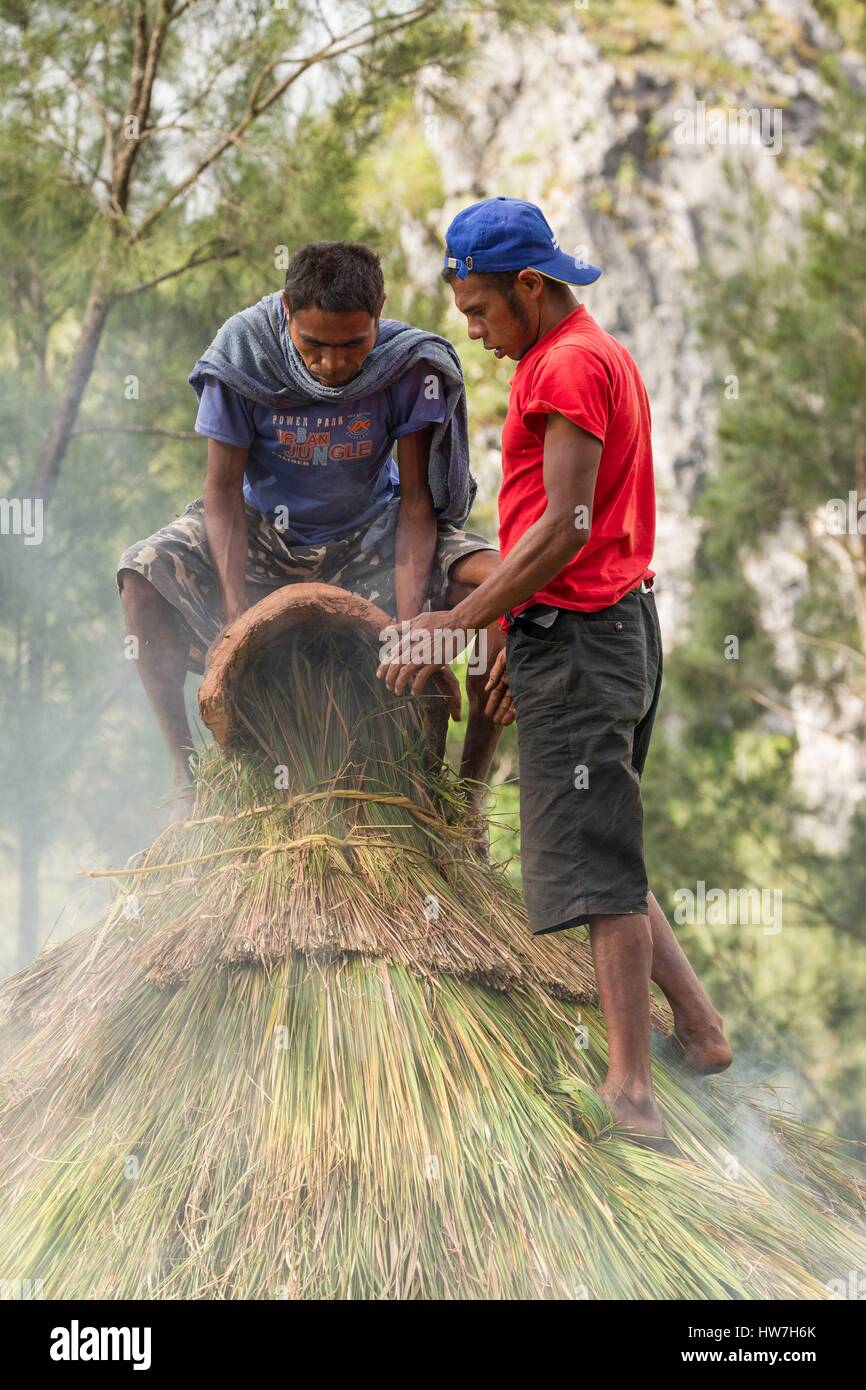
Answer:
[{"left": 0, "top": 609, "right": 865, "bottom": 1300}]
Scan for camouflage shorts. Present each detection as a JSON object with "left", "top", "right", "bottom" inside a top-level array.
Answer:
[{"left": 116, "top": 496, "right": 496, "bottom": 674}]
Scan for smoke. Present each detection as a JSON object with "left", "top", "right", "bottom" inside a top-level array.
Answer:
[{"left": 652, "top": 1028, "right": 831, "bottom": 1188}]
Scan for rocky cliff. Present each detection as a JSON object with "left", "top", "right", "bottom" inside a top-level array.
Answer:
[{"left": 407, "top": 0, "right": 864, "bottom": 835}]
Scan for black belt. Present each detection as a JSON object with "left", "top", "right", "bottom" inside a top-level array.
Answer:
[{"left": 506, "top": 578, "right": 654, "bottom": 629}]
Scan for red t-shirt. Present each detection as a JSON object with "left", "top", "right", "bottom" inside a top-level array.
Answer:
[{"left": 498, "top": 305, "right": 655, "bottom": 624}]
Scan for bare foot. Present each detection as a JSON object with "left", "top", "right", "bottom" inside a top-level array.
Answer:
[
  {"left": 672, "top": 1010, "right": 733, "bottom": 1075},
  {"left": 596, "top": 1081, "right": 666, "bottom": 1144}
]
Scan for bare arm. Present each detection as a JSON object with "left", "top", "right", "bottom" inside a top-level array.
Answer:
[
  {"left": 380, "top": 413, "right": 601, "bottom": 710},
  {"left": 394, "top": 426, "right": 437, "bottom": 621},
  {"left": 451, "top": 413, "right": 602, "bottom": 632},
  {"left": 203, "top": 438, "right": 249, "bottom": 625}
]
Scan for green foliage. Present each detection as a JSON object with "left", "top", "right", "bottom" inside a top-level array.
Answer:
[
  {"left": 0, "top": 0, "right": 498, "bottom": 967},
  {"left": 640, "top": 34, "right": 866, "bottom": 1135},
  {"left": 686, "top": 42, "right": 866, "bottom": 765}
]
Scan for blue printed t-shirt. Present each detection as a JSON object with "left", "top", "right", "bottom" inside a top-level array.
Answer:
[{"left": 194, "top": 357, "right": 447, "bottom": 545}]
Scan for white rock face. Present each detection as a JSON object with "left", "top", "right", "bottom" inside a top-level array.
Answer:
[{"left": 408, "top": 1, "right": 863, "bottom": 840}]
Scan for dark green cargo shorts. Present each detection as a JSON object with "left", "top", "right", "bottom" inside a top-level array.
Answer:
[{"left": 505, "top": 583, "right": 662, "bottom": 935}]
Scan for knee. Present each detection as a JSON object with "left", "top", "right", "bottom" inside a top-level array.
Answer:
[{"left": 118, "top": 567, "right": 158, "bottom": 618}]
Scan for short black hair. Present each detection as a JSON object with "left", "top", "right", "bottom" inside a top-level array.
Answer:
[
  {"left": 441, "top": 266, "right": 529, "bottom": 328},
  {"left": 440, "top": 266, "right": 520, "bottom": 294},
  {"left": 284, "top": 241, "right": 385, "bottom": 317}
]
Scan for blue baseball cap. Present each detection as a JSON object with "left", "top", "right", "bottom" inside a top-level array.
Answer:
[{"left": 443, "top": 196, "right": 602, "bottom": 285}]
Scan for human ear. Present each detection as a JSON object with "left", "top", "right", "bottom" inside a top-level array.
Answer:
[{"left": 518, "top": 270, "right": 545, "bottom": 299}]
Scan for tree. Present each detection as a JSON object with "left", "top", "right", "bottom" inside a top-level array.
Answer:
[
  {"left": 688, "top": 38, "right": 866, "bottom": 736},
  {"left": 0, "top": 0, "right": 517, "bottom": 964},
  {"left": 637, "top": 30, "right": 866, "bottom": 1134},
  {"left": 0, "top": 0, "right": 479, "bottom": 502}
]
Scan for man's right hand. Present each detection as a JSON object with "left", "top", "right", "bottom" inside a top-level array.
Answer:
[{"left": 484, "top": 647, "right": 516, "bottom": 726}]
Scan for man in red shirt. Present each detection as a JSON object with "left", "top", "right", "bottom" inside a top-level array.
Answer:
[{"left": 383, "top": 197, "right": 732, "bottom": 1142}]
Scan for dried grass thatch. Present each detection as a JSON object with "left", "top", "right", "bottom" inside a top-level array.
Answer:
[{"left": 0, "top": 585, "right": 864, "bottom": 1299}]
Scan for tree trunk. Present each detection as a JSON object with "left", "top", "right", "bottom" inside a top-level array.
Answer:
[
  {"left": 31, "top": 257, "right": 113, "bottom": 504},
  {"left": 16, "top": 260, "right": 113, "bottom": 960}
]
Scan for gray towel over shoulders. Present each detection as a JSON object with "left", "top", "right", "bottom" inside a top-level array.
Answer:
[{"left": 188, "top": 291, "right": 477, "bottom": 527}]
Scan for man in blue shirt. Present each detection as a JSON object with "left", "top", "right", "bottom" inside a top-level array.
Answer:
[{"left": 118, "top": 242, "right": 502, "bottom": 819}]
